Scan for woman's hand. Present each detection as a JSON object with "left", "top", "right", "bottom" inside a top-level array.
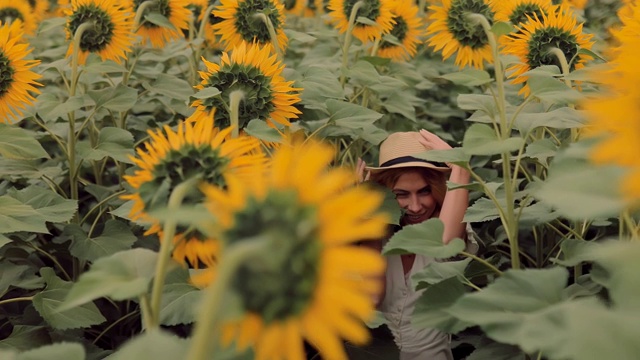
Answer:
[
  {"left": 356, "top": 158, "right": 370, "bottom": 183},
  {"left": 417, "top": 129, "right": 452, "bottom": 151}
]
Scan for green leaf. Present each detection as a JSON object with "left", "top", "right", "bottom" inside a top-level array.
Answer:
[
  {"left": 144, "top": 13, "right": 176, "bottom": 29},
  {"left": 514, "top": 107, "right": 587, "bottom": 134},
  {"left": 62, "top": 220, "right": 137, "bottom": 262},
  {"left": 0, "top": 326, "right": 50, "bottom": 351},
  {"left": 359, "top": 55, "right": 391, "bottom": 66},
  {"left": 76, "top": 127, "right": 134, "bottom": 164},
  {"left": 0, "top": 125, "right": 50, "bottom": 160},
  {"left": 577, "top": 47, "right": 606, "bottom": 62},
  {"left": 159, "top": 269, "right": 202, "bottom": 326},
  {"left": 412, "top": 258, "right": 472, "bottom": 290},
  {"left": 144, "top": 74, "right": 194, "bottom": 100},
  {"left": 412, "top": 277, "right": 472, "bottom": 333},
  {"left": 413, "top": 147, "right": 470, "bottom": 166},
  {"left": 105, "top": 330, "right": 188, "bottom": 360},
  {"left": 440, "top": 69, "right": 492, "bottom": 86},
  {"left": 382, "top": 218, "right": 466, "bottom": 258},
  {"left": 43, "top": 95, "right": 94, "bottom": 120},
  {"left": 244, "top": 119, "right": 283, "bottom": 143},
  {"left": 356, "top": 124, "right": 388, "bottom": 145},
  {"left": 9, "top": 187, "right": 77, "bottom": 223},
  {"left": 18, "top": 342, "right": 85, "bottom": 360},
  {"left": 36, "top": 17, "right": 66, "bottom": 34},
  {"left": 0, "top": 195, "right": 49, "bottom": 234},
  {"left": 295, "top": 67, "right": 344, "bottom": 109},
  {"left": 60, "top": 248, "right": 158, "bottom": 310},
  {"left": 32, "top": 268, "right": 106, "bottom": 330},
  {"left": 467, "top": 342, "right": 524, "bottom": 360},
  {"left": 491, "top": 21, "right": 514, "bottom": 37},
  {"left": 110, "top": 201, "right": 133, "bottom": 220},
  {"left": 464, "top": 197, "right": 501, "bottom": 223},
  {"left": 457, "top": 94, "right": 497, "bottom": 117},
  {"left": 356, "top": 16, "right": 378, "bottom": 26},
  {"left": 88, "top": 85, "right": 138, "bottom": 112},
  {"left": 83, "top": 59, "right": 127, "bottom": 74},
  {"left": 191, "top": 87, "right": 221, "bottom": 99},
  {"left": 523, "top": 139, "right": 557, "bottom": 167},
  {"left": 381, "top": 92, "right": 419, "bottom": 121},
  {"left": 327, "top": 99, "right": 383, "bottom": 128},
  {"left": 0, "top": 233, "right": 10, "bottom": 248},
  {"left": 0, "top": 263, "right": 44, "bottom": 297},
  {"left": 463, "top": 123, "right": 524, "bottom": 156},
  {"left": 0, "top": 159, "right": 62, "bottom": 180},
  {"left": 527, "top": 75, "right": 584, "bottom": 104}
]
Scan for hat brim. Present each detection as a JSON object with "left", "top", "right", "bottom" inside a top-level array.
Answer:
[{"left": 365, "top": 161, "right": 450, "bottom": 174}]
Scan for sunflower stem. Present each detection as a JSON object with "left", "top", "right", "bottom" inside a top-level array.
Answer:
[
  {"left": 191, "top": 4, "right": 218, "bottom": 85},
  {"left": 186, "top": 236, "right": 270, "bottom": 360},
  {"left": 468, "top": 13, "right": 520, "bottom": 269},
  {"left": 340, "top": 1, "right": 365, "bottom": 87},
  {"left": 547, "top": 47, "right": 572, "bottom": 89},
  {"left": 197, "top": 4, "right": 217, "bottom": 41},
  {"left": 148, "top": 177, "right": 200, "bottom": 329},
  {"left": 0, "top": 296, "right": 33, "bottom": 306},
  {"left": 254, "top": 12, "right": 283, "bottom": 60},
  {"left": 134, "top": 1, "right": 158, "bottom": 29},
  {"left": 229, "top": 90, "right": 245, "bottom": 138}
]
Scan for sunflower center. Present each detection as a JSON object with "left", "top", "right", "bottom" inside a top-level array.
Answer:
[
  {"left": 0, "top": 51, "right": 15, "bottom": 96},
  {"left": 233, "top": 0, "right": 283, "bottom": 44},
  {"left": 380, "top": 15, "right": 408, "bottom": 49},
  {"left": 135, "top": 0, "right": 172, "bottom": 29},
  {"left": 201, "top": 63, "right": 274, "bottom": 128},
  {"left": 68, "top": 5, "right": 115, "bottom": 53},
  {"left": 27, "top": 0, "right": 36, "bottom": 8},
  {"left": 0, "top": 8, "right": 24, "bottom": 22},
  {"left": 343, "top": 0, "right": 381, "bottom": 28},
  {"left": 446, "top": 0, "right": 494, "bottom": 49},
  {"left": 306, "top": 0, "right": 316, "bottom": 11},
  {"left": 510, "top": 4, "right": 544, "bottom": 26},
  {"left": 138, "top": 145, "right": 230, "bottom": 211},
  {"left": 284, "top": 0, "right": 296, "bottom": 11},
  {"left": 228, "top": 190, "right": 320, "bottom": 324},
  {"left": 526, "top": 27, "right": 579, "bottom": 71}
]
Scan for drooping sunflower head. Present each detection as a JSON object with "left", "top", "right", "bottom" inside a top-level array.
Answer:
[
  {"left": 212, "top": 0, "right": 288, "bottom": 53},
  {"left": 181, "top": 0, "right": 208, "bottom": 39},
  {"left": 328, "top": 0, "right": 395, "bottom": 43},
  {"left": 283, "top": 0, "right": 305, "bottom": 16},
  {"left": 495, "top": 0, "right": 552, "bottom": 28},
  {"left": 65, "top": 0, "right": 135, "bottom": 65},
  {"left": 502, "top": 5, "right": 594, "bottom": 95},
  {"left": 376, "top": 0, "right": 424, "bottom": 61},
  {"left": 202, "top": 137, "right": 389, "bottom": 360},
  {"left": 0, "top": 20, "right": 42, "bottom": 123},
  {"left": 426, "top": 0, "right": 498, "bottom": 69},
  {"left": 122, "top": 116, "right": 267, "bottom": 270},
  {"left": 0, "top": 0, "right": 37, "bottom": 35},
  {"left": 131, "top": 0, "right": 191, "bottom": 48},
  {"left": 188, "top": 41, "right": 301, "bottom": 129}
]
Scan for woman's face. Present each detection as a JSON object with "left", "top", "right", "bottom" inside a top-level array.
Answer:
[{"left": 392, "top": 171, "right": 438, "bottom": 225}]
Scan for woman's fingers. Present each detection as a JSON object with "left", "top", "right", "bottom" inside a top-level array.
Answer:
[
  {"left": 419, "top": 129, "right": 451, "bottom": 150},
  {"left": 356, "top": 158, "right": 370, "bottom": 182}
]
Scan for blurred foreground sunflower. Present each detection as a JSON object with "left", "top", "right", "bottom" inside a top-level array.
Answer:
[
  {"left": 65, "top": 0, "right": 135, "bottom": 64},
  {"left": 584, "top": 1, "right": 640, "bottom": 202},
  {"left": 131, "top": 0, "right": 191, "bottom": 47},
  {"left": 502, "top": 5, "right": 593, "bottom": 96},
  {"left": 426, "top": 0, "right": 498, "bottom": 69},
  {"left": 202, "top": 138, "right": 389, "bottom": 360},
  {"left": 376, "top": 0, "right": 424, "bottom": 61},
  {"left": 187, "top": 41, "right": 301, "bottom": 129},
  {"left": 328, "top": 0, "right": 395, "bottom": 43},
  {"left": 212, "top": 0, "right": 288, "bottom": 53},
  {"left": 0, "top": 21, "right": 42, "bottom": 123},
  {"left": 122, "top": 117, "right": 266, "bottom": 271}
]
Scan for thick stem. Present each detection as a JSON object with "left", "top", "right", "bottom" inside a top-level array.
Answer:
[
  {"left": 229, "top": 90, "right": 245, "bottom": 138},
  {"left": 340, "top": 1, "right": 365, "bottom": 87},
  {"left": 0, "top": 296, "right": 33, "bottom": 306},
  {"left": 547, "top": 47, "right": 572, "bottom": 89},
  {"left": 148, "top": 178, "right": 199, "bottom": 329},
  {"left": 186, "top": 237, "right": 269, "bottom": 360},
  {"left": 134, "top": 1, "right": 158, "bottom": 29},
  {"left": 254, "top": 12, "right": 283, "bottom": 60}
]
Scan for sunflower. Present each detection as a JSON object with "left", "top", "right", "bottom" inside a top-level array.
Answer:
[
  {"left": 376, "top": 0, "right": 424, "bottom": 61},
  {"left": 426, "top": 0, "right": 498, "bottom": 69},
  {"left": 26, "top": 0, "right": 50, "bottom": 21},
  {"left": 502, "top": 5, "right": 594, "bottom": 96},
  {"left": 495, "top": 0, "right": 552, "bottom": 28},
  {"left": 122, "top": 116, "right": 266, "bottom": 271},
  {"left": 212, "top": 0, "right": 288, "bottom": 53},
  {"left": 0, "top": 21, "right": 42, "bottom": 123},
  {"left": 562, "top": 0, "right": 587, "bottom": 10},
  {"left": 131, "top": 0, "right": 191, "bottom": 48},
  {"left": 283, "top": 0, "right": 305, "bottom": 16},
  {"left": 187, "top": 41, "right": 301, "bottom": 129},
  {"left": 201, "top": 137, "right": 389, "bottom": 360},
  {"left": 328, "top": 0, "right": 395, "bottom": 43},
  {"left": 584, "top": 2, "right": 640, "bottom": 202},
  {"left": 0, "top": 0, "right": 37, "bottom": 35},
  {"left": 182, "top": 0, "right": 208, "bottom": 39},
  {"left": 65, "top": 0, "right": 135, "bottom": 65}
]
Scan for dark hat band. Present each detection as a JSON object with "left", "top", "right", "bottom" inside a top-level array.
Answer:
[{"left": 379, "top": 156, "right": 448, "bottom": 168}]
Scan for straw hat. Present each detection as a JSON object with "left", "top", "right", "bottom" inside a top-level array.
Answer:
[{"left": 365, "top": 131, "right": 450, "bottom": 173}]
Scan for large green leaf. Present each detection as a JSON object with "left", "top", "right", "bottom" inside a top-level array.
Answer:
[
  {"left": 327, "top": 100, "right": 383, "bottom": 129},
  {"left": 88, "top": 85, "right": 138, "bottom": 112},
  {"left": 32, "top": 268, "right": 106, "bottom": 330},
  {"left": 463, "top": 197, "right": 502, "bottom": 223},
  {"left": 0, "top": 263, "right": 44, "bottom": 297},
  {"left": 527, "top": 74, "right": 584, "bottom": 104},
  {"left": 62, "top": 220, "right": 137, "bottom": 262},
  {"left": 43, "top": 95, "right": 94, "bottom": 121},
  {"left": 0, "top": 125, "right": 50, "bottom": 160},
  {"left": 462, "top": 124, "right": 524, "bottom": 156},
  {"left": 59, "top": 248, "right": 158, "bottom": 310},
  {"left": 18, "top": 342, "right": 85, "bottom": 360},
  {"left": 467, "top": 343, "right": 524, "bottom": 360},
  {"left": 413, "top": 147, "right": 470, "bottom": 166},
  {"left": 440, "top": 69, "right": 492, "bottom": 86},
  {"left": 76, "top": 127, "right": 134, "bottom": 164},
  {"left": 244, "top": 119, "right": 283, "bottom": 143},
  {"left": 412, "top": 258, "right": 472, "bottom": 290},
  {"left": 104, "top": 330, "right": 187, "bottom": 360},
  {"left": 514, "top": 107, "right": 587, "bottom": 134},
  {"left": 412, "top": 276, "right": 472, "bottom": 333},
  {"left": 382, "top": 218, "right": 466, "bottom": 258},
  {"left": 0, "top": 195, "right": 49, "bottom": 234},
  {"left": 159, "top": 269, "right": 202, "bottom": 326},
  {"left": 0, "top": 326, "right": 50, "bottom": 351},
  {"left": 0, "top": 159, "right": 63, "bottom": 180},
  {"left": 9, "top": 187, "right": 77, "bottom": 223},
  {"left": 143, "top": 74, "right": 194, "bottom": 100},
  {"left": 295, "top": 67, "right": 344, "bottom": 109}
]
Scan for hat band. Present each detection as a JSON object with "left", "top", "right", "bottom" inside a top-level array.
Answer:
[{"left": 379, "top": 156, "right": 447, "bottom": 168}]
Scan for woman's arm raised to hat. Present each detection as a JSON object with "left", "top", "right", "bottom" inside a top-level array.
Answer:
[{"left": 418, "top": 130, "right": 470, "bottom": 245}]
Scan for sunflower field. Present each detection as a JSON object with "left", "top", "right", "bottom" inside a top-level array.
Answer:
[{"left": 1, "top": 0, "right": 640, "bottom": 358}]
